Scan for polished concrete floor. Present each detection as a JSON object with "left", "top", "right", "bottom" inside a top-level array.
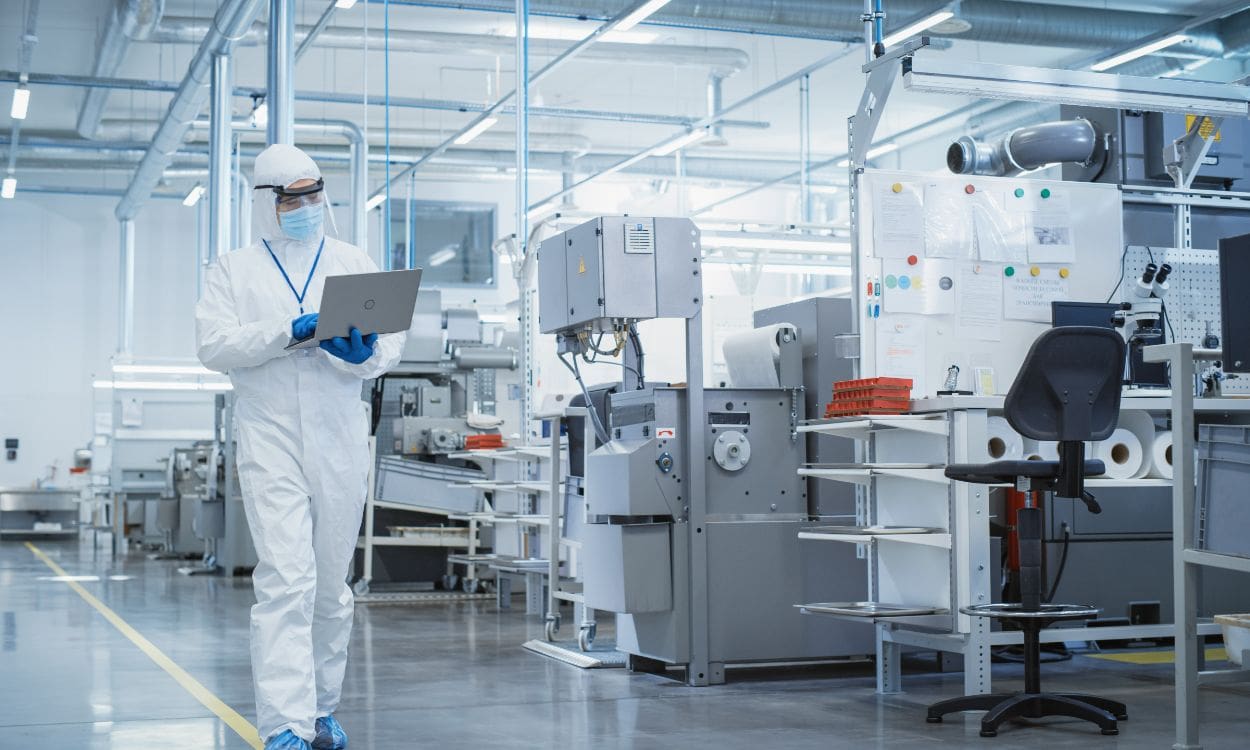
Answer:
[{"left": 2, "top": 539, "right": 1249, "bottom": 749}]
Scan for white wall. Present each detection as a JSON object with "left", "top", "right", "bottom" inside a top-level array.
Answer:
[{"left": 0, "top": 194, "right": 198, "bottom": 487}]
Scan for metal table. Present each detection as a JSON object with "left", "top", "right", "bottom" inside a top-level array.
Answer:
[{"left": 0, "top": 488, "right": 80, "bottom": 538}]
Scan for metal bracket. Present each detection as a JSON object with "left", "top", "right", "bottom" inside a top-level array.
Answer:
[{"left": 1165, "top": 114, "right": 1225, "bottom": 191}]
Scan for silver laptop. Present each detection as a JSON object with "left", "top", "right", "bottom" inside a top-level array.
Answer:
[{"left": 286, "top": 269, "right": 423, "bottom": 350}]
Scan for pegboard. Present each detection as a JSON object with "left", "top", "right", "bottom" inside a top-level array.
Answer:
[{"left": 1119, "top": 245, "right": 1249, "bottom": 393}]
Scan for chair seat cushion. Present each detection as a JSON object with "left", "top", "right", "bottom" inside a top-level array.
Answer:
[{"left": 945, "top": 459, "right": 1105, "bottom": 484}]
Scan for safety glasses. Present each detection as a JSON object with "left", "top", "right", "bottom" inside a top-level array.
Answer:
[{"left": 254, "top": 178, "right": 326, "bottom": 212}]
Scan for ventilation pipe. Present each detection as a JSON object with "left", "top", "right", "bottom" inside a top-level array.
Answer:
[
  {"left": 114, "top": 0, "right": 266, "bottom": 221},
  {"left": 78, "top": 0, "right": 164, "bottom": 138},
  {"left": 947, "top": 119, "right": 1104, "bottom": 177}
]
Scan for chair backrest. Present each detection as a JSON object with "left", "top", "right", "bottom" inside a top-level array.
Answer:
[{"left": 1004, "top": 326, "right": 1126, "bottom": 443}]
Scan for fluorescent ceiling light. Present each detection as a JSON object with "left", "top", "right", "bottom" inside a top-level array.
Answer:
[
  {"left": 1091, "top": 34, "right": 1189, "bottom": 72},
  {"left": 0, "top": 176, "right": 15, "bottom": 200},
  {"left": 93, "top": 379, "right": 232, "bottom": 392},
  {"left": 700, "top": 233, "right": 852, "bottom": 253},
  {"left": 10, "top": 85, "right": 29, "bottom": 120},
  {"left": 881, "top": 10, "right": 955, "bottom": 49},
  {"left": 334, "top": 0, "right": 358, "bottom": 8},
  {"left": 652, "top": 128, "right": 707, "bottom": 156},
  {"left": 112, "top": 364, "right": 215, "bottom": 376},
  {"left": 366, "top": 193, "right": 386, "bottom": 211},
  {"left": 761, "top": 263, "right": 853, "bottom": 276},
  {"left": 182, "top": 184, "right": 205, "bottom": 207},
  {"left": 453, "top": 116, "right": 499, "bottom": 146},
  {"left": 837, "top": 142, "right": 899, "bottom": 167},
  {"left": 616, "top": 0, "right": 672, "bottom": 32},
  {"left": 428, "top": 247, "right": 458, "bottom": 267},
  {"left": 494, "top": 20, "right": 657, "bottom": 44}
]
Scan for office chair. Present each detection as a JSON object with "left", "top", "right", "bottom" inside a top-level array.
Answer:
[{"left": 926, "top": 326, "right": 1129, "bottom": 738}]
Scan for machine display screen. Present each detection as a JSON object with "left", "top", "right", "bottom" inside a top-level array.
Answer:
[{"left": 708, "top": 412, "right": 750, "bottom": 426}]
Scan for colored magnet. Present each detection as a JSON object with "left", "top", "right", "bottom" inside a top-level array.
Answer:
[
  {"left": 964, "top": 184, "right": 976, "bottom": 195},
  {"left": 884, "top": 275, "right": 898, "bottom": 289},
  {"left": 1030, "top": 266, "right": 1041, "bottom": 277},
  {"left": 1005, "top": 266, "right": 1015, "bottom": 277},
  {"left": 907, "top": 254, "right": 918, "bottom": 265},
  {"left": 898, "top": 275, "right": 912, "bottom": 290},
  {"left": 1040, "top": 188, "right": 1052, "bottom": 199},
  {"left": 1014, "top": 188, "right": 1025, "bottom": 198},
  {"left": 891, "top": 182, "right": 903, "bottom": 193},
  {"left": 1059, "top": 267, "right": 1070, "bottom": 279}
]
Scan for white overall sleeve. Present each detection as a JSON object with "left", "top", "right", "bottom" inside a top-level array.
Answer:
[{"left": 196, "top": 258, "right": 292, "bottom": 373}]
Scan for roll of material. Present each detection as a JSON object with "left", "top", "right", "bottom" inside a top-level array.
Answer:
[
  {"left": 723, "top": 323, "right": 797, "bottom": 388},
  {"left": 453, "top": 346, "right": 518, "bottom": 370},
  {"left": 1116, "top": 411, "right": 1157, "bottom": 479},
  {"left": 1092, "top": 428, "right": 1144, "bottom": 480},
  {"left": 987, "top": 416, "right": 1024, "bottom": 461},
  {"left": 1148, "top": 431, "right": 1175, "bottom": 480}
]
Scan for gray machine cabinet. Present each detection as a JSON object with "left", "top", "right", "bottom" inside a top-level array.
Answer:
[
  {"left": 582, "top": 521, "right": 673, "bottom": 614},
  {"left": 585, "top": 438, "right": 675, "bottom": 518},
  {"left": 538, "top": 216, "right": 701, "bottom": 334}
]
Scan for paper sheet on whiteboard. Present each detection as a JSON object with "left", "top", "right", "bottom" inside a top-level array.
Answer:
[
  {"left": 876, "top": 318, "right": 927, "bottom": 397},
  {"left": 973, "top": 189, "right": 1028, "bottom": 263},
  {"left": 957, "top": 265, "right": 1003, "bottom": 341},
  {"left": 873, "top": 182, "right": 925, "bottom": 259},
  {"left": 883, "top": 259, "right": 956, "bottom": 315},
  {"left": 1028, "top": 192, "right": 1076, "bottom": 264},
  {"left": 1005, "top": 273, "right": 1070, "bottom": 322},
  {"left": 924, "top": 182, "right": 975, "bottom": 259}
]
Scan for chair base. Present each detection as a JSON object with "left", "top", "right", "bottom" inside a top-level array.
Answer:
[{"left": 926, "top": 691, "right": 1126, "bottom": 737}]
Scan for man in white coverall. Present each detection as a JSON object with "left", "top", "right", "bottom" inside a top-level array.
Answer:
[{"left": 196, "top": 144, "right": 402, "bottom": 750}]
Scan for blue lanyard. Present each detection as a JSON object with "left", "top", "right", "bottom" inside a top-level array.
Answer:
[{"left": 263, "top": 238, "right": 325, "bottom": 314}]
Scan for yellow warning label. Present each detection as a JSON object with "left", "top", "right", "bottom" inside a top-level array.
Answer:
[
  {"left": 1186, "top": 114, "right": 1221, "bottom": 141},
  {"left": 578, "top": 257, "right": 586, "bottom": 274}
]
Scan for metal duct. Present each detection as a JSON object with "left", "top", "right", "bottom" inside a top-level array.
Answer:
[
  {"left": 94, "top": 119, "right": 594, "bottom": 156},
  {"left": 78, "top": 0, "right": 164, "bottom": 138},
  {"left": 386, "top": 0, "right": 1227, "bottom": 57},
  {"left": 453, "top": 346, "right": 518, "bottom": 370},
  {"left": 149, "top": 17, "right": 750, "bottom": 76},
  {"left": 948, "top": 119, "right": 1102, "bottom": 177},
  {"left": 114, "top": 0, "right": 266, "bottom": 221}
]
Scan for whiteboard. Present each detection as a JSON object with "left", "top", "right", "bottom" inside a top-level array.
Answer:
[{"left": 858, "top": 170, "right": 1125, "bottom": 397}]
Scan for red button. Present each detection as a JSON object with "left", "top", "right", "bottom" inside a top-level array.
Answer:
[
  {"left": 907, "top": 255, "right": 918, "bottom": 265},
  {"left": 965, "top": 184, "right": 976, "bottom": 194}
]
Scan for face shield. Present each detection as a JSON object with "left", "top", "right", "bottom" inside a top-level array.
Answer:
[{"left": 250, "top": 144, "right": 339, "bottom": 244}]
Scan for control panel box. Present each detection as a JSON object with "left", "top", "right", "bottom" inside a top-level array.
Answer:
[{"left": 537, "top": 216, "right": 702, "bottom": 334}]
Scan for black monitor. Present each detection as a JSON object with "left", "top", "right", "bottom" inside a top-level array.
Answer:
[
  {"left": 1051, "top": 301, "right": 1119, "bottom": 330},
  {"left": 1219, "top": 233, "right": 1250, "bottom": 373}
]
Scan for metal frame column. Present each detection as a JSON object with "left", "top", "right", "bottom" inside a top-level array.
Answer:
[
  {"left": 208, "top": 52, "right": 232, "bottom": 263},
  {"left": 266, "top": 0, "right": 294, "bottom": 145},
  {"left": 799, "top": 73, "right": 813, "bottom": 223},
  {"left": 117, "top": 218, "right": 135, "bottom": 355},
  {"left": 516, "top": 0, "right": 532, "bottom": 432}
]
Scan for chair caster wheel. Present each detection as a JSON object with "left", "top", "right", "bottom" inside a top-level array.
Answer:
[
  {"left": 980, "top": 729, "right": 997, "bottom": 738},
  {"left": 1116, "top": 713, "right": 1128, "bottom": 721},
  {"left": 1101, "top": 728, "right": 1119, "bottom": 736},
  {"left": 926, "top": 716, "right": 943, "bottom": 724}
]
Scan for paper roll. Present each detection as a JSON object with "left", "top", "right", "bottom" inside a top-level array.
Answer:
[
  {"left": 1092, "top": 428, "right": 1144, "bottom": 480},
  {"left": 987, "top": 416, "right": 1024, "bottom": 461},
  {"left": 1148, "top": 431, "right": 1175, "bottom": 480},
  {"left": 1116, "top": 410, "right": 1157, "bottom": 479},
  {"left": 723, "top": 323, "right": 797, "bottom": 388}
]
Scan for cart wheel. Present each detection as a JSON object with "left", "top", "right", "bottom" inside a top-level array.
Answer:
[
  {"left": 352, "top": 579, "right": 370, "bottom": 596},
  {"left": 578, "top": 625, "right": 595, "bottom": 652},
  {"left": 442, "top": 574, "right": 460, "bottom": 591},
  {"left": 545, "top": 617, "right": 560, "bottom": 642}
]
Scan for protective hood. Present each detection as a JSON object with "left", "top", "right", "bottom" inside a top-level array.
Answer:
[{"left": 251, "top": 143, "right": 338, "bottom": 247}]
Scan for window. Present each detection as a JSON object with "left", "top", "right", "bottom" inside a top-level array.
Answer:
[{"left": 388, "top": 199, "right": 496, "bottom": 287}]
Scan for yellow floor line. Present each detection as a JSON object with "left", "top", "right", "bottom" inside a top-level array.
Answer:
[
  {"left": 1086, "top": 647, "right": 1229, "bottom": 665},
  {"left": 26, "top": 542, "right": 262, "bottom": 750}
]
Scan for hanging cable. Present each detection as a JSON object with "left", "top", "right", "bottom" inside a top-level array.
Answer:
[
  {"left": 559, "top": 352, "right": 610, "bottom": 444},
  {"left": 628, "top": 322, "right": 645, "bottom": 389}
]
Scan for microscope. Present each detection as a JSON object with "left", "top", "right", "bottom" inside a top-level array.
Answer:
[{"left": 1115, "top": 262, "right": 1172, "bottom": 388}]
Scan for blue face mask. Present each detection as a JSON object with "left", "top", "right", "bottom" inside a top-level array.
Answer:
[{"left": 278, "top": 202, "right": 324, "bottom": 242}]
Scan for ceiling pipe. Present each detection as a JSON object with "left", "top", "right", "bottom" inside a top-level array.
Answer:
[
  {"left": 6, "top": 0, "right": 41, "bottom": 186},
  {"left": 948, "top": 118, "right": 1103, "bottom": 177},
  {"left": 77, "top": 0, "right": 164, "bottom": 139},
  {"left": 382, "top": 0, "right": 1229, "bottom": 58},
  {"left": 94, "top": 119, "right": 594, "bottom": 156},
  {"left": 114, "top": 0, "right": 267, "bottom": 221},
  {"left": 149, "top": 17, "right": 751, "bottom": 76},
  {"left": 267, "top": 0, "right": 294, "bottom": 145},
  {"left": 1, "top": 70, "right": 770, "bottom": 130}
]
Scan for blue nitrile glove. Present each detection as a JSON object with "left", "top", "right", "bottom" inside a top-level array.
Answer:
[
  {"left": 320, "top": 326, "right": 377, "bottom": 365},
  {"left": 292, "top": 312, "right": 319, "bottom": 340}
]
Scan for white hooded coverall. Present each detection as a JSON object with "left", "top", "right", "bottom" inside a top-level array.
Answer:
[{"left": 195, "top": 145, "right": 403, "bottom": 743}]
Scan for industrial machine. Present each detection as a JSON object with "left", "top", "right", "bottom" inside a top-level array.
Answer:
[{"left": 539, "top": 217, "right": 872, "bottom": 685}]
